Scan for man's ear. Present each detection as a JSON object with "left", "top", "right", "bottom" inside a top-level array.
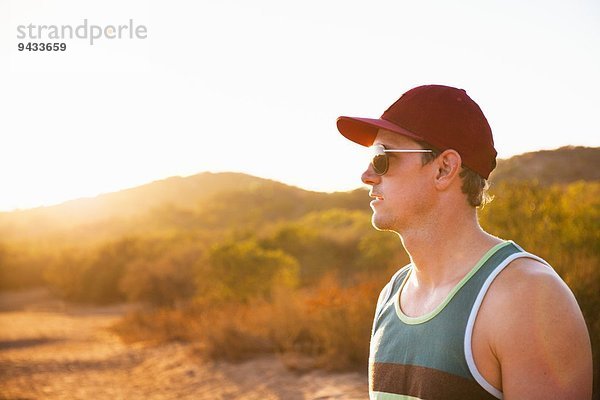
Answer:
[{"left": 434, "top": 149, "right": 462, "bottom": 189}]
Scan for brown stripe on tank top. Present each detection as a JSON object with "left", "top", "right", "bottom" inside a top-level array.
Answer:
[{"left": 371, "top": 362, "right": 499, "bottom": 400}]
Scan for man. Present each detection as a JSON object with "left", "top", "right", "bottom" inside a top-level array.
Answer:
[{"left": 336, "top": 85, "right": 592, "bottom": 400}]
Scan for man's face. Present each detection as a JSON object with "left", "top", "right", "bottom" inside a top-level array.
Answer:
[{"left": 361, "top": 129, "right": 436, "bottom": 233}]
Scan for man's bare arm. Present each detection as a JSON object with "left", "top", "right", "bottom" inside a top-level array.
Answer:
[{"left": 489, "top": 258, "right": 592, "bottom": 399}]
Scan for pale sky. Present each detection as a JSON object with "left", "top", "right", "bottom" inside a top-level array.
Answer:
[{"left": 1, "top": 0, "right": 599, "bottom": 211}]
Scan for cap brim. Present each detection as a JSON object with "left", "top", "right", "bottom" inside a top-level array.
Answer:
[{"left": 336, "top": 116, "right": 425, "bottom": 147}]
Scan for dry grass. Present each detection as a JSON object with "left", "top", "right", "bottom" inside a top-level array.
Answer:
[{"left": 112, "top": 274, "right": 381, "bottom": 371}]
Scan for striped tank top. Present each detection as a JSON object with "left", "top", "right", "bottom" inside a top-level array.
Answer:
[{"left": 369, "top": 241, "right": 551, "bottom": 400}]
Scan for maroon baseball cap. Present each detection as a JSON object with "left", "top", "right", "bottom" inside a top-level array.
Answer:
[{"left": 337, "top": 85, "right": 497, "bottom": 179}]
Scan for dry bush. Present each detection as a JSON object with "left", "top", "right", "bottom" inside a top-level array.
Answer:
[
  {"left": 112, "top": 307, "right": 202, "bottom": 344},
  {"left": 201, "top": 239, "right": 299, "bottom": 302},
  {"left": 193, "top": 301, "right": 276, "bottom": 361},
  {"left": 119, "top": 249, "right": 199, "bottom": 307},
  {"left": 301, "top": 274, "right": 380, "bottom": 371},
  {"left": 219, "top": 273, "right": 381, "bottom": 371}
]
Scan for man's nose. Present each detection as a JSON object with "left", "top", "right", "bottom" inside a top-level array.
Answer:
[{"left": 361, "top": 162, "right": 381, "bottom": 186}]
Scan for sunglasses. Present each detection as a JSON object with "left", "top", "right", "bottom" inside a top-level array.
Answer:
[{"left": 370, "top": 144, "right": 433, "bottom": 175}]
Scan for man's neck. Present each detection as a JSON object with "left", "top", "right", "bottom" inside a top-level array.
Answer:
[{"left": 399, "top": 210, "right": 502, "bottom": 289}]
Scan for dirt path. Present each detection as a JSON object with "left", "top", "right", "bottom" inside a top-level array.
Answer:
[{"left": 0, "top": 290, "right": 367, "bottom": 400}]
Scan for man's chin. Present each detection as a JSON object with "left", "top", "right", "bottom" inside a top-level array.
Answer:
[{"left": 371, "top": 214, "right": 394, "bottom": 232}]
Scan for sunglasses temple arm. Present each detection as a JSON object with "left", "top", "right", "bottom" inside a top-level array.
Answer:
[{"left": 383, "top": 150, "right": 433, "bottom": 153}]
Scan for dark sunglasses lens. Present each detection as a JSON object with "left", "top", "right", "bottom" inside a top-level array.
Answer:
[{"left": 372, "top": 154, "right": 388, "bottom": 175}]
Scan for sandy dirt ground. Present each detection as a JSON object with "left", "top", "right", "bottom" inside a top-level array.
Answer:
[{"left": 0, "top": 290, "right": 367, "bottom": 400}]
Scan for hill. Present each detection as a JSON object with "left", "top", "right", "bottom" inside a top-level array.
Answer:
[
  {"left": 489, "top": 146, "right": 599, "bottom": 185},
  {"left": 0, "top": 146, "right": 597, "bottom": 242},
  {"left": 0, "top": 172, "right": 270, "bottom": 228},
  {"left": 0, "top": 172, "right": 366, "bottom": 242}
]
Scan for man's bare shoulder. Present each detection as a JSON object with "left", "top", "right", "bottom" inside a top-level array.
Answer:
[
  {"left": 478, "top": 256, "right": 593, "bottom": 399},
  {"left": 487, "top": 257, "right": 571, "bottom": 303}
]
